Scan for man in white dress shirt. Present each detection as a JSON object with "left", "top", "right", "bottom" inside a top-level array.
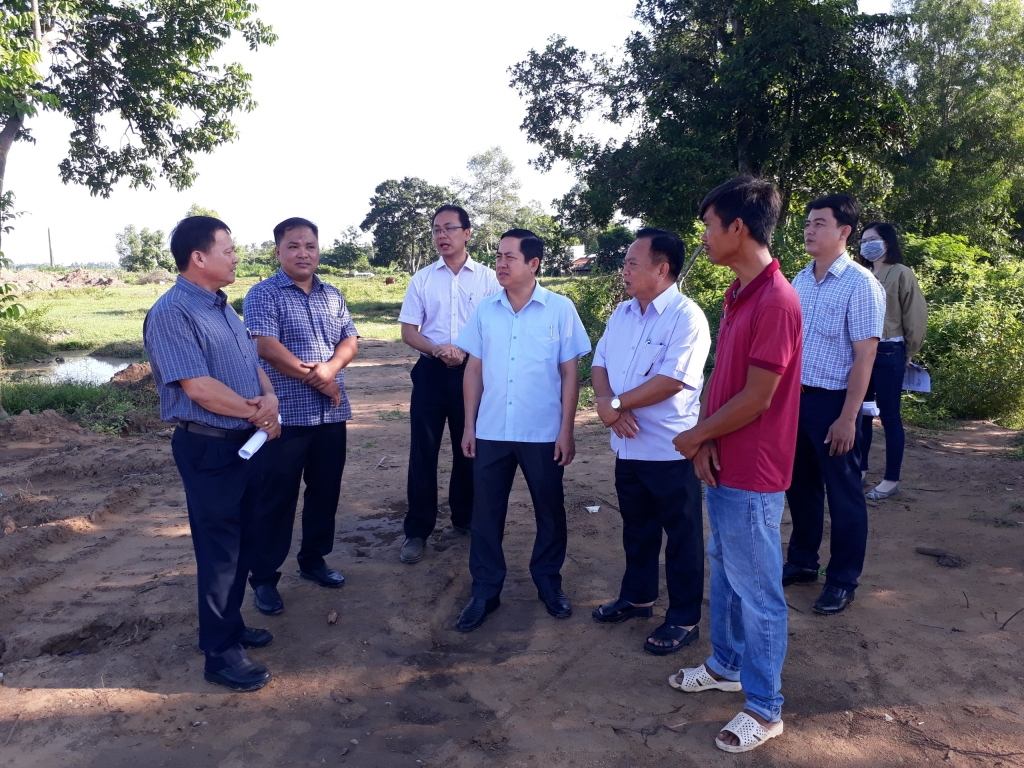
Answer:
[
  {"left": 591, "top": 228, "right": 711, "bottom": 655},
  {"left": 397, "top": 205, "right": 500, "bottom": 564}
]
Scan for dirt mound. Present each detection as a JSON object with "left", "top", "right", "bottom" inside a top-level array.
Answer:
[
  {"left": 109, "top": 362, "right": 157, "bottom": 396},
  {"left": 0, "top": 267, "right": 118, "bottom": 291},
  {"left": 0, "top": 409, "right": 90, "bottom": 445}
]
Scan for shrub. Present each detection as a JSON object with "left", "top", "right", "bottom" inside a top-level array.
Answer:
[{"left": 0, "top": 380, "right": 159, "bottom": 433}]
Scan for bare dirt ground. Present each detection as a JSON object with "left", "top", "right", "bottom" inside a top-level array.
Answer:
[{"left": 0, "top": 338, "right": 1022, "bottom": 768}]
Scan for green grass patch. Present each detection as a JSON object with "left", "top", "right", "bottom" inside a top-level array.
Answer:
[
  {"left": 578, "top": 385, "right": 594, "bottom": 412},
  {"left": 91, "top": 341, "right": 147, "bottom": 359},
  {"left": 378, "top": 409, "right": 407, "bottom": 421},
  {"left": 0, "top": 380, "right": 160, "bottom": 434}
]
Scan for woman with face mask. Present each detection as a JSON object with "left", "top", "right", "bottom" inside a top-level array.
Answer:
[{"left": 857, "top": 223, "right": 927, "bottom": 500}]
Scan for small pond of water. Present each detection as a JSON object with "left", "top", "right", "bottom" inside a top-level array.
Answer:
[{"left": 1, "top": 353, "right": 131, "bottom": 386}]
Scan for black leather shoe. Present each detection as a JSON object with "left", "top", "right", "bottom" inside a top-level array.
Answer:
[
  {"left": 240, "top": 627, "right": 273, "bottom": 649},
  {"left": 782, "top": 562, "right": 819, "bottom": 586},
  {"left": 541, "top": 591, "right": 572, "bottom": 619},
  {"left": 455, "top": 596, "right": 500, "bottom": 632},
  {"left": 813, "top": 585, "right": 855, "bottom": 615},
  {"left": 299, "top": 565, "right": 345, "bottom": 588},
  {"left": 204, "top": 658, "right": 271, "bottom": 691},
  {"left": 254, "top": 584, "right": 284, "bottom": 615}
]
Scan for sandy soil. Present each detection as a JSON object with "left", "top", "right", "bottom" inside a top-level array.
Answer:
[{"left": 0, "top": 339, "right": 1022, "bottom": 768}]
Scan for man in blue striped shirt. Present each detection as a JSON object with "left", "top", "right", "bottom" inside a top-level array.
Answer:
[
  {"left": 243, "top": 218, "right": 359, "bottom": 615},
  {"left": 786, "top": 194, "right": 885, "bottom": 616},
  {"left": 144, "top": 216, "right": 281, "bottom": 692}
]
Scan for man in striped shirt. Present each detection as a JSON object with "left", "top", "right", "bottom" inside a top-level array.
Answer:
[{"left": 785, "top": 194, "right": 885, "bottom": 615}]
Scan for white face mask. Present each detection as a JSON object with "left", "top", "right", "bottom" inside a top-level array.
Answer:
[{"left": 860, "top": 240, "right": 886, "bottom": 261}]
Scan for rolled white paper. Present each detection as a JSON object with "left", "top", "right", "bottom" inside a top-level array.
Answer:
[{"left": 238, "top": 429, "right": 268, "bottom": 460}]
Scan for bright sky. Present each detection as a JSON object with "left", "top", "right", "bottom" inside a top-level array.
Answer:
[{"left": 3, "top": 0, "right": 890, "bottom": 265}]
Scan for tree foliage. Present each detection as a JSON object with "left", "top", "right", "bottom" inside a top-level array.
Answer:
[
  {"left": 510, "top": 0, "right": 908, "bottom": 231},
  {"left": 0, "top": 1, "right": 275, "bottom": 248},
  {"left": 453, "top": 147, "right": 523, "bottom": 258},
  {"left": 321, "top": 226, "right": 373, "bottom": 270},
  {"left": 115, "top": 224, "right": 172, "bottom": 272},
  {"left": 360, "top": 177, "right": 457, "bottom": 274},
  {"left": 886, "top": 0, "right": 1024, "bottom": 252}
]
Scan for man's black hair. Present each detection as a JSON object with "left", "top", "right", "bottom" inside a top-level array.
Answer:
[
  {"left": 273, "top": 217, "right": 319, "bottom": 246},
  {"left": 169, "top": 216, "right": 232, "bottom": 272},
  {"left": 500, "top": 228, "right": 544, "bottom": 274},
  {"left": 635, "top": 227, "right": 686, "bottom": 279},
  {"left": 697, "top": 176, "right": 782, "bottom": 248},
  {"left": 805, "top": 193, "right": 860, "bottom": 235},
  {"left": 432, "top": 205, "right": 471, "bottom": 230},
  {"left": 860, "top": 221, "right": 904, "bottom": 265}
]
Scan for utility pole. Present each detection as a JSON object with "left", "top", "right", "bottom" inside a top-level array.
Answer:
[{"left": 48, "top": 227, "right": 54, "bottom": 268}]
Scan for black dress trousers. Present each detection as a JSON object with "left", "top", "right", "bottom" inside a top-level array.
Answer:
[
  {"left": 403, "top": 355, "right": 474, "bottom": 539},
  {"left": 171, "top": 427, "right": 267, "bottom": 672},
  {"left": 469, "top": 439, "right": 567, "bottom": 601},
  {"left": 248, "top": 421, "right": 347, "bottom": 586}
]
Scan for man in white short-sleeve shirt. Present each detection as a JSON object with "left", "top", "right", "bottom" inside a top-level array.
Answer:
[
  {"left": 396, "top": 205, "right": 500, "bottom": 565},
  {"left": 590, "top": 228, "right": 711, "bottom": 656},
  {"left": 453, "top": 229, "right": 591, "bottom": 632}
]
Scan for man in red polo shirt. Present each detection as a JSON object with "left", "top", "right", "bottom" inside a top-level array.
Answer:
[{"left": 670, "top": 176, "right": 802, "bottom": 754}]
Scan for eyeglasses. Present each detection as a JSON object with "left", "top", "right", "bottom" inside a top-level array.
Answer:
[{"left": 431, "top": 225, "right": 465, "bottom": 237}]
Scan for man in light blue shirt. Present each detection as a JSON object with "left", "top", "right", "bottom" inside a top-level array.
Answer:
[
  {"left": 589, "top": 228, "right": 711, "bottom": 656},
  {"left": 454, "top": 229, "right": 592, "bottom": 631}
]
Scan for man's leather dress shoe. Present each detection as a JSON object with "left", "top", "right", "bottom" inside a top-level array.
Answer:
[
  {"left": 299, "top": 565, "right": 345, "bottom": 588},
  {"left": 240, "top": 627, "right": 273, "bottom": 648},
  {"left": 541, "top": 591, "right": 572, "bottom": 618},
  {"left": 204, "top": 658, "right": 271, "bottom": 691},
  {"left": 455, "top": 596, "right": 500, "bottom": 632},
  {"left": 400, "top": 537, "right": 425, "bottom": 564},
  {"left": 254, "top": 584, "right": 284, "bottom": 615},
  {"left": 782, "top": 562, "right": 819, "bottom": 586},
  {"left": 813, "top": 585, "right": 855, "bottom": 615}
]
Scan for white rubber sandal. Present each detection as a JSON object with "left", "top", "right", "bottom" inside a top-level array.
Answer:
[
  {"left": 667, "top": 663, "right": 743, "bottom": 693},
  {"left": 715, "top": 711, "right": 784, "bottom": 753}
]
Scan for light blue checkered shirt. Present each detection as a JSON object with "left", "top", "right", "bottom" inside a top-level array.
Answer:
[
  {"left": 143, "top": 276, "right": 263, "bottom": 430},
  {"left": 791, "top": 253, "right": 886, "bottom": 390},
  {"left": 243, "top": 270, "right": 358, "bottom": 426}
]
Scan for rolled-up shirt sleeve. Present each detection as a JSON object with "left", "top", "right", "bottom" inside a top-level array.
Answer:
[
  {"left": 243, "top": 285, "right": 279, "bottom": 339},
  {"left": 657, "top": 305, "right": 711, "bottom": 390},
  {"left": 749, "top": 305, "right": 801, "bottom": 374},
  {"left": 559, "top": 303, "right": 593, "bottom": 363},
  {"left": 397, "top": 274, "right": 426, "bottom": 326},
  {"left": 144, "top": 308, "right": 210, "bottom": 386},
  {"left": 456, "top": 304, "right": 484, "bottom": 358}
]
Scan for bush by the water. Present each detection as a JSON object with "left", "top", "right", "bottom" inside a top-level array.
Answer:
[{"left": 0, "top": 380, "right": 159, "bottom": 434}]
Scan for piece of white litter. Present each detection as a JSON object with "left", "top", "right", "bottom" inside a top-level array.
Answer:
[
  {"left": 884, "top": 714, "right": 894, "bottom": 722},
  {"left": 585, "top": 506, "right": 600, "bottom": 514},
  {"left": 918, "top": 721, "right": 924, "bottom": 725}
]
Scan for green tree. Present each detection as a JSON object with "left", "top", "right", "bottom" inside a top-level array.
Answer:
[
  {"left": 0, "top": 1, "right": 275, "bottom": 250},
  {"left": 321, "top": 226, "right": 373, "bottom": 270},
  {"left": 360, "top": 177, "right": 457, "bottom": 274},
  {"left": 454, "top": 147, "right": 523, "bottom": 257},
  {"left": 886, "top": 0, "right": 1024, "bottom": 252},
  {"left": 185, "top": 203, "right": 221, "bottom": 219},
  {"left": 592, "top": 224, "right": 634, "bottom": 274},
  {"left": 510, "top": 0, "right": 908, "bottom": 231},
  {"left": 116, "top": 225, "right": 172, "bottom": 272},
  {"left": 512, "top": 199, "right": 578, "bottom": 275}
]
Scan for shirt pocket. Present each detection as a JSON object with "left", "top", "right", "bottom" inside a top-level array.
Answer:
[
  {"left": 527, "top": 324, "right": 559, "bottom": 362},
  {"left": 636, "top": 342, "right": 668, "bottom": 377},
  {"left": 814, "top": 303, "right": 845, "bottom": 339}
]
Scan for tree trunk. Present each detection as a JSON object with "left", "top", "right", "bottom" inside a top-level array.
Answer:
[{"left": 0, "top": 114, "right": 25, "bottom": 252}]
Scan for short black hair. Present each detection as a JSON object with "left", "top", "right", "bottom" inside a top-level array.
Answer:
[
  {"left": 432, "top": 205, "right": 471, "bottom": 230},
  {"left": 635, "top": 227, "right": 686, "bottom": 279},
  {"left": 697, "top": 176, "right": 782, "bottom": 247},
  {"left": 169, "top": 216, "right": 231, "bottom": 272},
  {"left": 273, "top": 217, "right": 319, "bottom": 246},
  {"left": 860, "top": 221, "right": 904, "bottom": 265},
  {"left": 500, "top": 228, "right": 543, "bottom": 274},
  {"left": 805, "top": 193, "right": 860, "bottom": 235}
]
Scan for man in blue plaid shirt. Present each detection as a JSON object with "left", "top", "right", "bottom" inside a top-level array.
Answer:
[
  {"left": 785, "top": 194, "right": 885, "bottom": 616},
  {"left": 243, "top": 217, "right": 359, "bottom": 615}
]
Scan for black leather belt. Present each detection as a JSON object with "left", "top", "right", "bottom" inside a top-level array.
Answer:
[
  {"left": 800, "top": 385, "right": 840, "bottom": 394},
  {"left": 176, "top": 421, "right": 256, "bottom": 440}
]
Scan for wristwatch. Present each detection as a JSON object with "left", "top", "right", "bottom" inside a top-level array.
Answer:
[{"left": 611, "top": 396, "right": 623, "bottom": 412}]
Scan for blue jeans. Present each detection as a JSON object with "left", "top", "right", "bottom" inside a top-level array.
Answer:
[
  {"left": 860, "top": 341, "right": 906, "bottom": 482},
  {"left": 705, "top": 483, "right": 788, "bottom": 723}
]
